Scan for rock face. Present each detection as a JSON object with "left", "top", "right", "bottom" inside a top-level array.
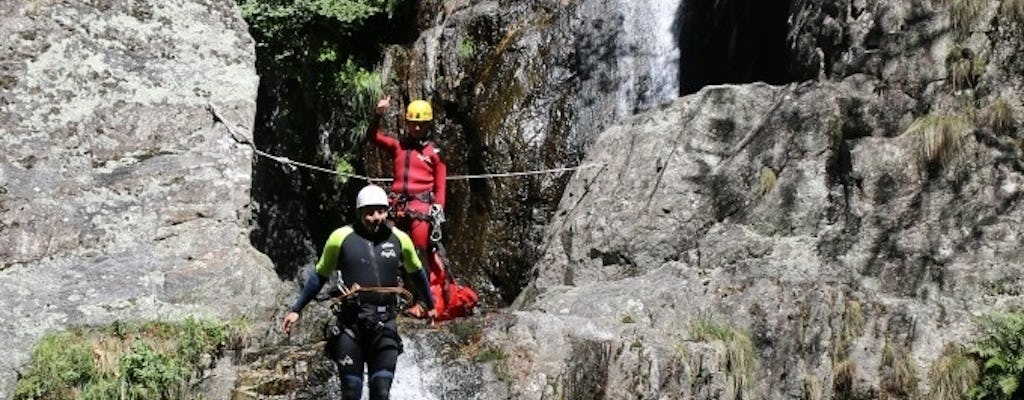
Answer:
[
  {"left": 386, "top": 0, "right": 713, "bottom": 303},
  {"left": 0, "top": 0, "right": 285, "bottom": 397},
  {"left": 490, "top": 1, "right": 1024, "bottom": 399}
]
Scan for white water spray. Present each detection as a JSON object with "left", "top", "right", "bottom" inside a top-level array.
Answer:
[
  {"left": 377, "top": 336, "right": 441, "bottom": 400},
  {"left": 618, "top": 0, "right": 683, "bottom": 113}
]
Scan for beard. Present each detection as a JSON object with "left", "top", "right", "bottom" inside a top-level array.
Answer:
[{"left": 363, "top": 219, "right": 385, "bottom": 234}]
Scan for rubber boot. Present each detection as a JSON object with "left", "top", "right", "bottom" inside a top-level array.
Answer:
[
  {"left": 369, "top": 375, "right": 393, "bottom": 400},
  {"left": 340, "top": 374, "right": 362, "bottom": 400}
]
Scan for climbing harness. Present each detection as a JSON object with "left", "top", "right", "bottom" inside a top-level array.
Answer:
[
  {"left": 387, "top": 192, "right": 435, "bottom": 220},
  {"left": 328, "top": 283, "right": 413, "bottom": 313}
]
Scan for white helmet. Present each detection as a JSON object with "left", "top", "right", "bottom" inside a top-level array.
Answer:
[{"left": 356, "top": 185, "right": 389, "bottom": 209}]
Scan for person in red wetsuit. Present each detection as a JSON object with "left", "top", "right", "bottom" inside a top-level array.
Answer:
[{"left": 369, "top": 97, "right": 446, "bottom": 317}]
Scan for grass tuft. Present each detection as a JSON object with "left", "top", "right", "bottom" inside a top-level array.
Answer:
[
  {"left": 935, "top": 0, "right": 987, "bottom": 37},
  {"left": 880, "top": 339, "right": 919, "bottom": 397},
  {"left": 440, "top": 319, "right": 507, "bottom": 363},
  {"left": 803, "top": 374, "right": 823, "bottom": 400},
  {"left": 928, "top": 343, "right": 980, "bottom": 400},
  {"left": 985, "top": 98, "right": 1016, "bottom": 136},
  {"left": 832, "top": 359, "right": 858, "bottom": 396},
  {"left": 758, "top": 167, "right": 777, "bottom": 196},
  {"left": 457, "top": 37, "right": 475, "bottom": 60},
  {"left": 903, "top": 113, "right": 972, "bottom": 171},
  {"left": 690, "top": 318, "right": 756, "bottom": 397},
  {"left": 945, "top": 46, "right": 985, "bottom": 92},
  {"left": 831, "top": 299, "right": 866, "bottom": 365}
]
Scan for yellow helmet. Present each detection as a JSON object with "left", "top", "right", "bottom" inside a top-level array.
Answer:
[{"left": 406, "top": 100, "right": 433, "bottom": 122}]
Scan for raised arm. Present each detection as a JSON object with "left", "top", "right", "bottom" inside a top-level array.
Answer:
[{"left": 369, "top": 97, "right": 399, "bottom": 151}]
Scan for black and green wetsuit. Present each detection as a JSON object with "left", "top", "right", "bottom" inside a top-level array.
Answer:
[{"left": 289, "top": 223, "right": 433, "bottom": 400}]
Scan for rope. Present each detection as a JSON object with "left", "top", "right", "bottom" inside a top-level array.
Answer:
[
  {"left": 446, "top": 164, "right": 604, "bottom": 180},
  {"left": 209, "top": 101, "right": 603, "bottom": 182}
]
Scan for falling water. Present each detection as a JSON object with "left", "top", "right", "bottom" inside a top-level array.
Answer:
[
  {"left": 617, "top": 0, "right": 683, "bottom": 113},
  {"left": 387, "top": 336, "right": 441, "bottom": 400},
  {"left": 558, "top": 0, "right": 685, "bottom": 151},
  {"left": 336, "top": 335, "right": 440, "bottom": 400}
]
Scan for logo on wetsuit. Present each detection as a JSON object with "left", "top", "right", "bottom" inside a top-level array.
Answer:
[{"left": 380, "top": 242, "right": 397, "bottom": 259}]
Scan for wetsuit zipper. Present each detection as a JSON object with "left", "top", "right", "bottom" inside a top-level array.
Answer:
[
  {"left": 368, "top": 240, "right": 381, "bottom": 287},
  {"left": 402, "top": 149, "right": 412, "bottom": 199}
]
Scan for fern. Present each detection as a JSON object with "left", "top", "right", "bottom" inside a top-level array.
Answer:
[
  {"left": 969, "top": 312, "right": 1024, "bottom": 399},
  {"left": 335, "top": 59, "right": 383, "bottom": 144}
]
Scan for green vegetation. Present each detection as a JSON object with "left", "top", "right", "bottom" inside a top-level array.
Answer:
[
  {"left": 903, "top": 113, "right": 972, "bottom": 170},
  {"left": 473, "top": 345, "right": 507, "bottom": 362},
  {"left": 14, "top": 318, "right": 245, "bottom": 400},
  {"left": 238, "top": 0, "right": 402, "bottom": 169},
  {"left": 447, "top": 319, "right": 484, "bottom": 347},
  {"left": 13, "top": 330, "right": 96, "bottom": 400},
  {"left": 238, "top": 0, "right": 405, "bottom": 38},
  {"left": 335, "top": 154, "right": 355, "bottom": 184},
  {"left": 928, "top": 344, "right": 979, "bottom": 400},
  {"left": 969, "top": 311, "right": 1024, "bottom": 399},
  {"left": 457, "top": 37, "right": 475, "bottom": 60},
  {"left": 335, "top": 59, "right": 384, "bottom": 143},
  {"left": 690, "top": 318, "right": 756, "bottom": 397}
]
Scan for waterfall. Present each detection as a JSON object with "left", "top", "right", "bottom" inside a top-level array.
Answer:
[
  {"left": 388, "top": 336, "right": 441, "bottom": 400},
  {"left": 568, "top": 0, "right": 685, "bottom": 150},
  {"left": 331, "top": 335, "right": 440, "bottom": 400},
  {"left": 618, "top": 0, "right": 683, "bottom": 113}
]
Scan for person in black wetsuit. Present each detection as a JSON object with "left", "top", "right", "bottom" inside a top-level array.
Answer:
[{"left": 282, "top": 184, "right": 435, "bottom": 400}]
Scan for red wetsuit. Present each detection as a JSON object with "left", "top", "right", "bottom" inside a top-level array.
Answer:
[
  {"left": 371, "top": 127, "right": 446, "bottom": 251},
  {"left": 370, "top": 119, "right": 478, "bottom": 322}
]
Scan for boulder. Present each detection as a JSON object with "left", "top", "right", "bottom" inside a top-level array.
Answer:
[{"left": 0, "top": 0, "right": 286, "bottom": 397}]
